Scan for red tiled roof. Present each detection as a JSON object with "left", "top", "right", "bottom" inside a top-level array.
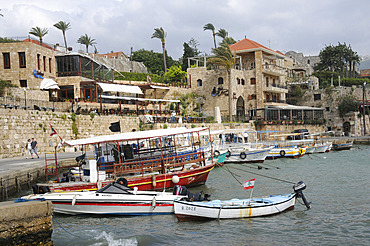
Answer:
[
  {"left": 230, "top": 37, "right": 276, "bottom": 54},
  {"left": 22, "top": 39, "right": 54, "bottom": 50}
]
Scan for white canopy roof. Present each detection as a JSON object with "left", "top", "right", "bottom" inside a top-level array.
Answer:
[
  {"left": 40, "top": 78, "right": 60, "bottom": 90},
  {"left": 150, "top": 85, "right": 170, "bottom": 90},
  {"left": 97, "top": 82, "right": 143, "bottom": 94},
  {"left": 101, "top": 95, "right": 180, "bottom": 103},
  {"left": 64, "top": 127, "right": 209, "bottom": 146}
]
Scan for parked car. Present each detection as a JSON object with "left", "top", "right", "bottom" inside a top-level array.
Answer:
[{"left": 287, "top": 129, "right": 309, "bottom": 140}]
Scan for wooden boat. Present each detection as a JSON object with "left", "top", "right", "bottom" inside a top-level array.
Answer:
[
  {"left": 174, "top": 181, "right": 311, "bottom": 221},
  {"left": 266, "top": 147, "right": 304, "bottom": 159},
  {"left": 332, "top": 141, "right": 353, "bottom": 151},
  {"left": 24, "top": 182, "right": 186, "bottom": 215},
  {"left": 33, "top": 127, "right": 217, "bottom": 194}
]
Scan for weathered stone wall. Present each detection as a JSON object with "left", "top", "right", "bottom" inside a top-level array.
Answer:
[
  {"left": 0, "top": 200, "right": 53, "bottom": 245},
  {"left": 0, "top": 108, "right": 139, "bottom": 158}
]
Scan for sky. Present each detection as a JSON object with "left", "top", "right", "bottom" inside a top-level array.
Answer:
[{"left": 1, "top": 0, "right": 370, "bottom": 60}]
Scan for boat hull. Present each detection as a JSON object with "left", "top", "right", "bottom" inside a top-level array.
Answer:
[
  {"left": 174, "top": 193, "right": 296, "bottom": 221},
  {"left": 224, "top": 148, "right": 271, "bottom": 163},
  {"left": 41, "top": 163, "right": 215, "bottom": 193}
]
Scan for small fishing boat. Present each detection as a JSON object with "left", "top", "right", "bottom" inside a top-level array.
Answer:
[
  {"left": 332, "top": 141, "right": 353, "bottom": 151},
  {"left": 173, "top": 181, "right": 311, "bottom": 221},
  {"left": 266, "top": 147, "right": 304, "bottom": 159},
  {"left": 23, "top": 182, "right": 186, "bottom": 215}
]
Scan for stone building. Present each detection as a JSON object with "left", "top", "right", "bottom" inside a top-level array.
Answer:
[
  {"left": 0, "top": 40, "right": 57, "bottom": 100},
  {"left": 187, "top": 37, "right": 291, "bottom": 121}
]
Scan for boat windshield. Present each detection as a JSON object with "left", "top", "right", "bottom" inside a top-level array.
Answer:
[{"left": 96, "top": 182, "right": 133, "bottom": 194}]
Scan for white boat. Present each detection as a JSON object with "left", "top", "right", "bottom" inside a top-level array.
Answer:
[
  {"left": 266, "top": 147, "right": 303, "bottom": 159},
  {"left": 22, "top": 182, "right": 185, "bottom": 215},
  {"left": 314, "top": 143, "right": 330, "bottom": 153},
  {"left": 223, "top": 145, "right": 273, "bottom": 163},
  {"left": 174, "top": 181, "right": 311, "bottom": 221}
]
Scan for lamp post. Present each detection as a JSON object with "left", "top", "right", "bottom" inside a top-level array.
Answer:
[
  {"left": 52, "top": 91, "right": 56, "bottom": 110},
  {"left": 363, "top": 82, "right": 367, "bottom": 136}
]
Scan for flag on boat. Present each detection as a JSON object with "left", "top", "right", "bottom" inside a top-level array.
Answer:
[
  {"left": 50, "top": 124, "right": 57, "bottom": 136},
  {"left": 243, "top": 178, "right": 255, "bottom": 190}
]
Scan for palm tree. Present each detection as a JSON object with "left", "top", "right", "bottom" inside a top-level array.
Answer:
[
  {"left": 54, "top": 21, "right": 71, "bottom": 51},
  {"left": 77, "top": 34, "right": 96, "bottom": 53},
  {"left": 151, "top": 27, "right": 167, "bottom": 73},
  {"left": 29, "top": 27, "right": 48, "bottom": 46},
  {"left": 208, "top": 43, "right": 236, "bottom": 122},
  {"left": 203, "top": 23, "right": 217, "bottom": 49},
  {"left": 216, "top": 28, "right": 228, "bottom": 39}
]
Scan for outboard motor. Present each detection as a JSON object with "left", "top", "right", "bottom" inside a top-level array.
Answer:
[
  {"left": 173, "top": 185, "right": 211, "bottom": 201},
  {"left": 293, "top": 181, "right": 311, "bottom": 209}
]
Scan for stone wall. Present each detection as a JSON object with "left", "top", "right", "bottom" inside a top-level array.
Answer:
[
  {"left": 0, "top": 200, "right": 53, "bottom": 245},
  {"left": 0, "top": 108, "right": 139, "bottom": 158}
]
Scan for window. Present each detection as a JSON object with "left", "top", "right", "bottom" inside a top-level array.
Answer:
[
  {"left": 37, "top": 54, "right": 40, "bottom": 70},
  {"left": 326, "top": 107, "right": 330, "bottom": 111},
  {"left": 314, "top": 94, "right": 321, "bottom": 101},
  {"left": 250, "top": 78, "right": 256, "bottom": 85},
  {"left": 251, "top": 94, "right": 256, "bottom": 100},
  {"left": 307, "top": 59, "right": 310, "bottom": 65},
  {"left": 3, "top": 53, "right": 10, "bottom": 69},
  {"left": 218, "top": 77, "right": 224, "bottom": 85},
  {"left": 266, "top": 77, "right": 269, "bottom": 87},
  {"left": 241, "top": 79, "right": 245, "bottom": 85},
  {"left": 43, "top": 56, "right": 46, "bottom": 71},
  {"left": 18, "top": 52, "right": 26, "bottom": 68},
  {"left": 250, "top": 62, "right": 255, "bottom": 69},
  {"left": 49, "top": 58, "right": 52, "bottom": 73},
  {"left": 20, "top": 80, "right": 27, "bottom": 87},
  {"left": 197, "top": 79, "right": 202, "bottom": 87},
  {"left": 237, "top": 78, "right": 240, "bottom": 85}
]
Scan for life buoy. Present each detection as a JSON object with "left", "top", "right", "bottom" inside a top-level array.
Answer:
[
  {"left": 280, "top": 150, "right": 286, "bottom": 157},
  {"left": 116, "top": 177, "right": 128, "bottom": 186},
  {"left": 226, "top": 150, "right": 231, "bottom": 157},
  {"left": 240, "top": 152, "right": 247, "bottom": 159},
  {"left": 214, "top": 150, "right": 220, "bottom": 157}
]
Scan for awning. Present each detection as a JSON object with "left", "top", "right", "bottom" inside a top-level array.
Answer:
[
  {"left": 40, "top": 78, "right": 60, "bottom": 90},
  {"left": 97, "top": 82, "right": 143, "bottom": 94},
  {"left": 100, "top": 95, "right": 180, "bottom": 103},
  {"left": 150, "top": 85, "right": 170, "bottom": 90},
  {"left": 64, "top": 127, "right": 209, "bottom": 146}
]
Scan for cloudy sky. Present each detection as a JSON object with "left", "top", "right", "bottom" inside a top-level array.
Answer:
[{"left": 1, "top": 0, "right": 369, "bottom": 60}]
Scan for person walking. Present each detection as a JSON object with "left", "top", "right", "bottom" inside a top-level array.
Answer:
[
  {"left": 25, "top": 139, "right": 32, "bottom": 159},
  {"left": 31, "top": 138, "right": 39, "bottom": 159}
]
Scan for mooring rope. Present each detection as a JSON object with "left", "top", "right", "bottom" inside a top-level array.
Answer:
[
  {"left": 52, "top": 214, "right": 81, "bottom": 238},
  {"left": 227, "top": 165, "right": 296, "bottom": 184}
]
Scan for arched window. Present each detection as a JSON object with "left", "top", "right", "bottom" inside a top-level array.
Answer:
[
  {"left": 218, "top": 77, "right": 224, "bottom": 85},
  {"left": 241, "top": 79, "right": 245, "bottom": 85},
  {"left": 197, "top": 79, "right": 202, "bottom": 87},
  {"left": 307, "top": 59, "right": 310, "bottom": 65},
  {"left": 237, "top": 78, "right": 240, "bottom": 85}
]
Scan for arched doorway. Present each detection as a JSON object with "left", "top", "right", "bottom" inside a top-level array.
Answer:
[
  {"left": 236, "top": 96, "right": 245, "bottom": 121},
  {"left": 343, "top": 121, "right": 351, "bottom": 136}
]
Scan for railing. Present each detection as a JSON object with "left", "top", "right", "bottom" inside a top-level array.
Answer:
[{"left": 111, "top": 151, "right": 206, "bottom": 178}]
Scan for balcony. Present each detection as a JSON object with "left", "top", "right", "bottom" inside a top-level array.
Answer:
[{"left": 262, "top": 64, "right": 287, "bottom": 76}]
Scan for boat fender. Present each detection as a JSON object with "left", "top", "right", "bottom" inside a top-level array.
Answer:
[
  {"left": 152, "top": 176, "right": 157, "bottom": 187},
  {"left": 172, "top": 175, "right": 179, "bottom": 184},
  {"left": 152, "top": 197, "right": 156, "bottom": 208},
  {"left": 226, "top": 150, "right": 231, "bottom": 158},
  {"left": 214, "top": 150, "right": 220, "bottom": 157},
  {"left": 133, "top": 187, "right": 138, "bottom": 195},
  {"left": 240, "top": 152, "right": 247, "bottom": 159},
  {"left": 298, "top": 148, "right": 304, "bottom": 155},
  {"left": 72, "top": 195, "right": 77, "bottom": 206},
  {"left": 116, "top": 177, "right": 128, "bottom": 187},
  {"left": 280, "top": 150, "right": 286, "bottom": 157}
]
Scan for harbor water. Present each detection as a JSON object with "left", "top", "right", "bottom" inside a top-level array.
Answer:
[{"left": 47, "top": 145, "right": 369, "bottom": 245}]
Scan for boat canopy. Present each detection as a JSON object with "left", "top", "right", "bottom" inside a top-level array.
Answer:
[
  {"left": 64, "top": 127, "right": 210, "bottom": 146},
  {"left": 40, "top": 78, "right": 60, "bottom": 90},
  {"left": 97, "top": 82, "right": 143, "bottom": 95}
]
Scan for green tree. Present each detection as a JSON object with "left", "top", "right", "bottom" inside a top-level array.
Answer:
[
  {"left": 208, "top": 43, "right": 235, "bottom": 121},
  {"left": 216, "top": 28, "right": 228, "bottom": 39},
  {"left": 151, "top": 27, "right": 168, "bottom": 73},
  {"left": 220, "top": 37, "right": 236, "bottom": 46},
  {"left": 29, "top": 27, "right": 48, "bottom": 46},
  {"left": 203, "top": 23, "right": 217, "bottom": 49},
  {"left": 164, "top": 65, "right": 186, "bottom": 82},
  {"left": 181, "top": 38, "right": 201, "bottom": 71},
  {"left": 314, "top": 42, "right": 360, "bottom": 79},
  {"left": 131, "top": 49, "right": 176, "bottom": 75},
  {"left": 0, "top": 79, "right": 16, "bottom": 96},
  {"left": 338, "top": 95, "right": 360, "bottom": 117},
  {"left": 77, "top": 34, "right": 96, "bottom": 53},
  {"left": 53, "top": 21, "right": 71, "bottom": 50}
]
